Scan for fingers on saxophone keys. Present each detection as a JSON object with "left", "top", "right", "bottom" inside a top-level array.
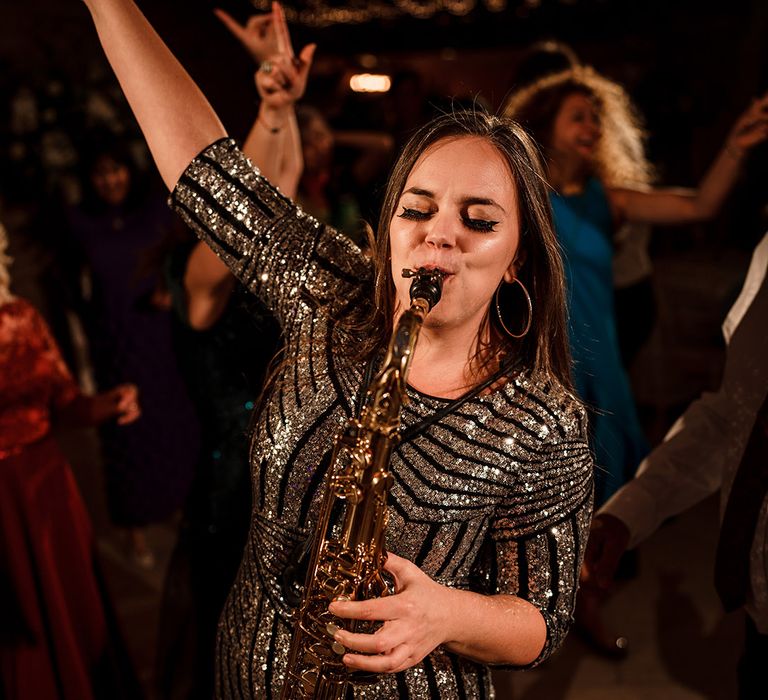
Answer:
[
  {"left": 324, "top": 622, "right": 346, "bottom": 656},
  {"left": 328, "top": 596, "right": 388, "bottom": 620},
  {"left": 333, "top": 627, "right": 395, "bottom": 656},
  {"left": 342, "top": 644, "right": 412, "bottom": 673}
]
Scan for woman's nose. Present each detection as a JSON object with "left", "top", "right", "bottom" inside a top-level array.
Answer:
[{"left": 424, "top": 215, "right": 457, "bottom": 249}]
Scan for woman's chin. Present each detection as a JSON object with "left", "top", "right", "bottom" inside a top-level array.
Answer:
[{"left": 575, "top": 146, "right": 596, "bottom": 162}]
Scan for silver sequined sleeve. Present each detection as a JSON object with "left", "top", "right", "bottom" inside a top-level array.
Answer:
[
  {"left": 168, "top": 138, "right": 371, "bottom": 331},
  {"left": 488, "top": 390, "right": 594, "bottom": 667}
]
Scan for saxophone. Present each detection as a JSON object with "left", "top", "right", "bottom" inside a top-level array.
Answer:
[{"left": 280, "top": 268, "right": 444, "bottom": 700}]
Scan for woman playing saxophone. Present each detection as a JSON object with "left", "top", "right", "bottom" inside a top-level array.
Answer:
[{"left": 79, "top": 1, "right": 594, "bottom": 697}]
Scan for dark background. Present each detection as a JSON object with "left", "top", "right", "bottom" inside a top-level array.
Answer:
[
  {"left": 1, "top": 0, "right": 767, "bottom": 399},
  {"left": 2, "top": 0, "right": 767, "bottom": 244}
]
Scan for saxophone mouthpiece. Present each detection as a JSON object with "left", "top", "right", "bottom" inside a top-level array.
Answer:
[{"left": 401, "top": 267, "right": 444, "bottom": 310}]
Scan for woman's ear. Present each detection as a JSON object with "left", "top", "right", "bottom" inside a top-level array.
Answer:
[{"left": 504, "top": 247, "right": 527, "bottom": 283}]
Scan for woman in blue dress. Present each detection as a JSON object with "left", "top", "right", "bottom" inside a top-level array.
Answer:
[
  {"left": 506, "top": 67, "right": 768, "bottom": 506},
  {"left": 505, "top": 66, "right": 768, "bottom": 654}
]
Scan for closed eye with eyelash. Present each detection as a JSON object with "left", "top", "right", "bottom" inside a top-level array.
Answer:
[
  {"left": 462, "top": 217, "right": 499, "bottom": 232},
  {"left": 398, "top": 207, "right": 499, "bottom": 232},
  {"left": 397, "top": 207, "right": 430, "bottom": 221}
]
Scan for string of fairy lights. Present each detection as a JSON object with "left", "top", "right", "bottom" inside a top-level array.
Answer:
[{"left": 248, "top": 0, "right": 513, "bottom": 27}]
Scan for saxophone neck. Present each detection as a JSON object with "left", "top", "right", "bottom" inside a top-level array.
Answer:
[
  {"left": 387, "top": 301, "right": 428, "bottom": 391},
  {"left": 362, "top": 306, "right": 428, "bottom": 425},
  {"left": 408, "top": 297, "right": 431, "bottom": 320}
]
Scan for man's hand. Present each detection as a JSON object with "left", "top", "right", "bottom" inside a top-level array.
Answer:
[
  {"left": 581, "top": 513, "right": 631, "bottom": 590},
  {"left": 726, "top": 92, "right": 768, "bottom": 158}
]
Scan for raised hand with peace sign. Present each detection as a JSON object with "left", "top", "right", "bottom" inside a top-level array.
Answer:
[
  {"left": 214, "top": 6, "right": 278, "bottom": 63},
  {"left": 256, "top": 4, "right": 315, "bottom": 112},
  {"left": 216, "top": 2, "right": 315, "bottom": 113},
  {"left": 226, "top": 3, "right": 311, "bottom": 196}
]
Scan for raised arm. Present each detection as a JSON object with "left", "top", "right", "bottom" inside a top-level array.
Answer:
[
  {"left": 83, "top": 0, "right": 227, "bottom": 189},
  {"left": 607, "top": 93, "right": 768, "bottom": 225},
  {"left": 183, "top": 3, "right": 312, "bottom": 329},
  {"left": 280, "top": 112, "right": 304, "bottom": 197},
  {"left": 238, "top": 2, "right": 314, "bottom": 196}
]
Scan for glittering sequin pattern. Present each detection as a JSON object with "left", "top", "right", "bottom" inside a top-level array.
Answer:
[{"left": 170, "top": 139, "right": 595, "bottom": 699}]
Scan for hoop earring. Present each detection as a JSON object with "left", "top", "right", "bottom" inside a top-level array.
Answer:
[{"left": 495, "top": 277, "right": 533, "bottom": 339}]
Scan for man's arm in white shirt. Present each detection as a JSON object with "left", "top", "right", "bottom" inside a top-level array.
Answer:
[
  {"left": 601, "top": 232, "right": 768, "bottom": 548},
  {"left": 600, "top": 393, "right": 730, "bottom": 548}
]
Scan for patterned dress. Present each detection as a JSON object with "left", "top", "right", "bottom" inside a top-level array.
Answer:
[{"left": 170, "top": 138, "right": 594, "bottom": 699}]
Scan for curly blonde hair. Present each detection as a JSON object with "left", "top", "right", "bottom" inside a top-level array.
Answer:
[{"left": 503, "top": 65, "right": 654, "bottom": 189}]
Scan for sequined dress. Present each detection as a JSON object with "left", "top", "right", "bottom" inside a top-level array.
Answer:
[{"left": 170, "top": 139, "right": 594, "bottom": 700}]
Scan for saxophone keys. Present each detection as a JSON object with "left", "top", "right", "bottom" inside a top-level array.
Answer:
[
  {"left": 324, "top": 622, "right": 347, "bottom": 655},
  {"left": 345, "top": 486, "right": 363, "bottom": 504},
  {"left": 321, "top": 579, "right": 346, "bottom": 598},
  {"left": 298, "top": 669, "right": 318, "bottom": 695}
]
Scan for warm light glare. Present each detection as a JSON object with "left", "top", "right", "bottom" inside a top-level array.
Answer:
[{"left": 349, "top": 74, "right": 392, "bottom": 93}]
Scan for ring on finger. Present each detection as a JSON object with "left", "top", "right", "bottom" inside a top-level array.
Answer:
[{"left": 259, "top": 60, "right": 273, "bottom": 74}]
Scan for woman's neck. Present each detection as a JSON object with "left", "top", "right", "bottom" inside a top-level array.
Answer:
[
  {"left": 405, "top": 320, "right": 494, "bottom": 400},
  {"left": 548, "top": 151, "right": 591, "bottom": 195}
]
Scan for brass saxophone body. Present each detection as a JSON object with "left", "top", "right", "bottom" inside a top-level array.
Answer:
[{"left": 280, "top": 268, "right": 444, "bottom": 700}]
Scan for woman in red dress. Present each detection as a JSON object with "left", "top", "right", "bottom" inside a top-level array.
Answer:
[{"left": 0, "top": 221, "right": 142, "bottom": 699}]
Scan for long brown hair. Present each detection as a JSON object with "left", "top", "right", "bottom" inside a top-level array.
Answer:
[
  {"left": 343, "top": 109, "right": 574, "bottom": 391},
  {"left": 504, "top": 66, "right": 654, "bottom": 188}
]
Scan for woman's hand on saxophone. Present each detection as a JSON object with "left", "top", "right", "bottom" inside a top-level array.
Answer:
[
  {"left": 327, "top": 552, "right": 451, "bottom": 673},
  {"left": 329, "top": 551, "right": 549, "bottom": 669}
]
